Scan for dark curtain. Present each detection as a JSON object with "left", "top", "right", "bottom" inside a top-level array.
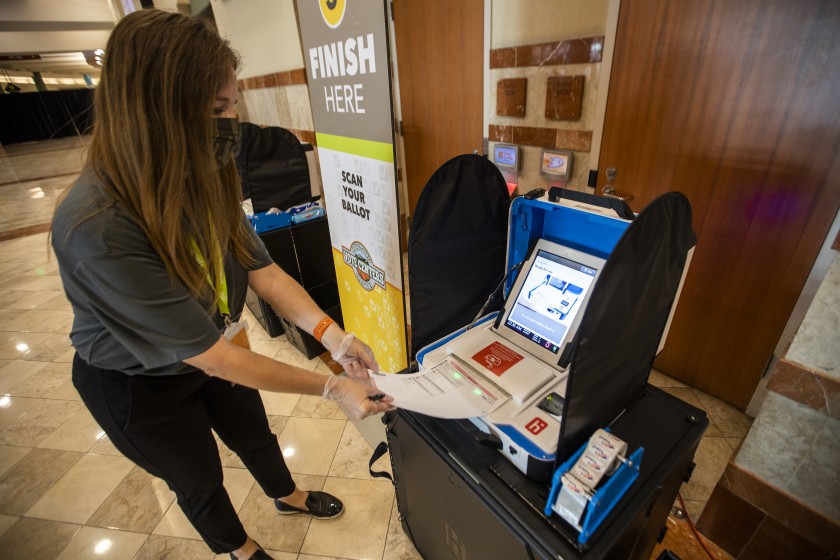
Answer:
[
  {"left": 245, "top": 126, "right": 312, "bottom": 213},
  {"left": 408, "top": 154, "right": 511, "bottom": 358},
  {"left": 559, "top": 192, "right": 696, "bottom": 460},
  {"left": 0, "top": 89, "right": 94, "bottom": 145}
]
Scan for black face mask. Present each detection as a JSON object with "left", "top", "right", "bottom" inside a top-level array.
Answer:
[{"left": 211, "top": 117, "right": 239, "bottom": 168}]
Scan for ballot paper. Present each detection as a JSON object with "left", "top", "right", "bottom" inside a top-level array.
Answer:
[{"left": 369, "top": 357, "right": 509, "bottom": 419}]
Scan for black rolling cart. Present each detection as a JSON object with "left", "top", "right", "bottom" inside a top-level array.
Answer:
[
  {"left": 240, "top": 125, "right": 339, "bottom": 357},
  {"left": 388, "top": 386, "right": 706, "bottom": 560},
  {"left": 247, "top": 215, "right": 343, "bottom": 358}
]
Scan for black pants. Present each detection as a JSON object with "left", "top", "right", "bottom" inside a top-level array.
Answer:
[{"left": 72, "top": 354, "right": 296, "bottom": 553}]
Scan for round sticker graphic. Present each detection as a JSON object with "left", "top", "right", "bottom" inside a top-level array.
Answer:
[
  {"left": 319, "top": 0, "right": 346, "bottom": 29},
  {"left": 349, "top": 241, "right": 376, "bottom": 291},
  {"left": 546, "top": 156, "right": 566, "bottom": 170}
]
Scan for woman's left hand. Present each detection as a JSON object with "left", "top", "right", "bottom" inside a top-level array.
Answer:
[{"left": 322, "top": 329, "right": 379, "bottom": 380}]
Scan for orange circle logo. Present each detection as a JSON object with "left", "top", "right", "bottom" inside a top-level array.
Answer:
[{"left": 319, "top": 0, "right": 346, "bottom": 29}]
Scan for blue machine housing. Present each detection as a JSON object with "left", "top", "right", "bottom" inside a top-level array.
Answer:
[
  {"left": 503, "top": 197, "right": 631, "bottom": 296},
  {"left": 250, "top": 210, "right": 291, "bottom": 234}
]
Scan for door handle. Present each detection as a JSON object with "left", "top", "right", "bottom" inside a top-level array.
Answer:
[
  {"left": 601, "top": 167, "right": 633, "bottom": 202},
  {"left": 603, "top": 188, "right": 633, "bottom": 202}
]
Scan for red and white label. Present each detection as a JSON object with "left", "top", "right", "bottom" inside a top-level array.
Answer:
[
  {"left": 471, "top": 341, "right": 523, "bottom": 377},
  {"left": 525, "top": 417, "right": 548, "bottom": 435}
]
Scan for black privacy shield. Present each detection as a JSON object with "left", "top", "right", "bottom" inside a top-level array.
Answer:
[
  {"left": 245, "top": 126, "right": 312, "bottom": 213},
  {"left": 408, "top": 154, "right": 511, "bottom": 359},
  {"left": 557, "top": 192, "right": 697, "bottom": 462},
  {"left": 236, "top": 121, "right": 261, "bottom": 200}
]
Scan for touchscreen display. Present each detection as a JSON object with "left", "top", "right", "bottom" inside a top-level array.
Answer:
[{"left": 503, "top": 249, "right": 597, "bottom": 354}]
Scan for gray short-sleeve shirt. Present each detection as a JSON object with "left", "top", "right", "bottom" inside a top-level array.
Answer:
[{"left": 51, "top": 172, "right": 273, "bottom": 375}]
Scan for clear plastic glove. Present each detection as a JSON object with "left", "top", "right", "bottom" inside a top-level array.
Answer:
[
  {"left": 323, "top": 374, "right": 394, "bottom": 420},
  {"left": 329, "top": 332, "right": 379, "bottom": 380}
]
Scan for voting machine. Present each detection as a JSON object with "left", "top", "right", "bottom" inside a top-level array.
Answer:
[
  {"left": 418, "top": 236, "right": 609, "bottom": 481},
  {"left": 417, "top": 189, "right": 693, "bottom": 481},
  {"left": 384, "top": 190, "right": 709, "bottom": 559}
]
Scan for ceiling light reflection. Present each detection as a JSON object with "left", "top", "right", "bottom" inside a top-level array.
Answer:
[
  {"left": 0, "top": 395, "right": 11, "bottom": 408},
  {"left": 282, "top": 447, "right": 295, "bottom": 458},
  {"left": 94, "top": 538, "right": 112, "bottom": 554},
  {"left": 15, "top": 342, "right": 29, "bottom": 352}
]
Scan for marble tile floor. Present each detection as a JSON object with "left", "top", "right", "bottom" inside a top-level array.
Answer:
[
  {"left": 0, "top": 137, "right": 750, "bottom": 559},
  {"left": 0, "top": 135, "right": 89, "bottom": 239}
]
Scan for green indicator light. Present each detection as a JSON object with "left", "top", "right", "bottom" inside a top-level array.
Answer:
[
  {"left": 473, "top": 388, "right": 483, "bottom": 396},
  {"left": 453, "top": 372, "right": 462, "bottom": 379}
]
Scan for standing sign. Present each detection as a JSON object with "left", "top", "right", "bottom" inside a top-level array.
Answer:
[{"left": 296, "top": 0, "right": 408, "bottom": 372}]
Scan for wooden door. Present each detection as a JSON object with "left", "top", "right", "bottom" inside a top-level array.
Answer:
[
  {"left": 392, "top": 0, "right": 484, "bottom": 215},
  {"left": 599, "top": 0, "right": 840, "bottom": 408}
]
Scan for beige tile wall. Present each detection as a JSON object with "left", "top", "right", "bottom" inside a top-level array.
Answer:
[
  {"left": 490, "top": 61, "right": 601, "bottom": 191},
  {"left": 487, "top": 36, "right": 606, "bottom": 196}
]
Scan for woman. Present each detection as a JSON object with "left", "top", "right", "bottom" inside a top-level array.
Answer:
[{"left": 51, "top": 9, "right": 392, "bottom": 560}]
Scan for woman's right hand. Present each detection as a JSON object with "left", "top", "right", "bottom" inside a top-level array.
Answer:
[{"left": 322, "top": 375, "right": 394, "bottom": 420}]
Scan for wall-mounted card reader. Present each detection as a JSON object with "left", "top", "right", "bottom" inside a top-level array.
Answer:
[
  {"left": 492, "top": 143, "right": 520, "bottom": 195},
  {"left": 540, "top": 148, "right": 573, "bottom": 185}
]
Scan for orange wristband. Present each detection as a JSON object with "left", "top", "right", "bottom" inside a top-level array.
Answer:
[{"left": 313, "top": 316, "right": 336, "bottom": 342}]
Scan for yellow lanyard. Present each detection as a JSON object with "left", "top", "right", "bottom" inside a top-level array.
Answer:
[{"left": 190, "top": 238, "right": 230, "bottom": 319}]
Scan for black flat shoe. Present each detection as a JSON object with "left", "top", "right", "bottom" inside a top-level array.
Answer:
[
  {"left": 274, "top": 490, "right": 344, "bottom": 519},
  {"left": 229, "top": 547, "right": 273, "bottom": 559}
]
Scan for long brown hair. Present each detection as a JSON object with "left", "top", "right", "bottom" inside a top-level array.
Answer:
[{"left": 65, "top": 9, "right": 256, "bottom": 308}]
